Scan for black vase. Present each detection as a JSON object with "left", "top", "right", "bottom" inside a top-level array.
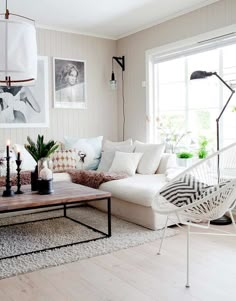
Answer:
[
  {"left": 38, "top": 179, "right": 53, "bottom": 195},
  {"left": 31, "top": 165, "right": 38, "bottom": 191}
]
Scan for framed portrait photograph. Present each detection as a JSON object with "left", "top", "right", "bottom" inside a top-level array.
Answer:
[
  {"left": 53, "top": 57, "right": 87, "bottom": 109},
  {"left": 0, "top": 56, "right": 49, "bottom": 128}
]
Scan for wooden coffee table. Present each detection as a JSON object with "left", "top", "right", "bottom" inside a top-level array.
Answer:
[{"left": 0, "top": 181, "right": 111, "bottom": 260}]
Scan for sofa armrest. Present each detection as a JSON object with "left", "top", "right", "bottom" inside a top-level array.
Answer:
[
  {"left": 165, "top": 167, "right": 186, "bottom": 181},
  {"left": 156, "top": 153, "right": 177, "bottom": 174}
]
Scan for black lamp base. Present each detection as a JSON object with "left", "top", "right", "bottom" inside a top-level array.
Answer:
[{"left": 210, "top": 215, "right": 232, "bottom": 225}]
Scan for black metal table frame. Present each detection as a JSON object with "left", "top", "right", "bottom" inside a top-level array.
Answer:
[{"left": 0, "top": 196, "right": 111, "bottom": 260}]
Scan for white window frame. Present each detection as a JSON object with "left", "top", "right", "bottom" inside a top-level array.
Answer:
[{"left": 145, "top": 25, "right": 236, "bottom": 143}]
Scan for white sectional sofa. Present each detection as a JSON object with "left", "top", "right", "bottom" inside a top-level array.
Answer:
[{"left": 56, "top": 153, "right": 177, "bottom": 230}]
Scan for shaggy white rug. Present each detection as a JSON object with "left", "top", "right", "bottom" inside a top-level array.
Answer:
[{"left": 0, "top": 207, "right": 176, "bottom": 279}]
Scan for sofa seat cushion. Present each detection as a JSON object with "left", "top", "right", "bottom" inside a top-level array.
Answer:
[
  {"left": 53, "top": 172, "right": 72, "bottom": 182},
  {"left": 99, "top": 174, "right": 167, "bottom": 207}
]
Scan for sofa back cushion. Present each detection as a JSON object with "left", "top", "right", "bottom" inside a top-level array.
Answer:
[
  {"left": 14, "top": 144, "right": 36, "bottom": 171},
  {"left": 0, "top": 147, "right": 17, "bottom": 176},
  {"left": 64, "top": 136, "right": 103, "bottom": 170},
  {"left": 156, "top": 153, "right": 177, "bottom": 174},
  {"left": 109, "top": 151, "right": 143, "bottom": 176},
  {"left": 134, "top": 141, "right": 165, "bottom": 175},
  {"left": 103, "top": 138, "right": 132, "bottom": 151}
]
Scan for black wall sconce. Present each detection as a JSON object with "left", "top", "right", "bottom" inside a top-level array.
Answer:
[
  {"left": 110, "top": 56, "right": 125, "bottom": 89},
  {"left": 109, "top": 55, "right": 126, "bottom": 140}
]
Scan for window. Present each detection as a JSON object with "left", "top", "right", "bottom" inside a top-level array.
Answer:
[{"left": 148, "top": 39, "right": 236, "bottom": 153}]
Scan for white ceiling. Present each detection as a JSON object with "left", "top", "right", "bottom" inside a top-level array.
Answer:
[{"left": 3, "top": 0, "right": 219, "bottom": 39}]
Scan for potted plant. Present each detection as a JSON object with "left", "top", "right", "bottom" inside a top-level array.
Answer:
[
  {"left": 25, "top": 135, "right": 59, "bottom": 191},
  {"left": 176, "top": 151, "right": 194, "bottom": 167},
  {"left": 198, "top": 136, "right": 208, "bottom": 159}
]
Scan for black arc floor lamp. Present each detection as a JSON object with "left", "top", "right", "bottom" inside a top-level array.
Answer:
[
  {"left": 110, "top": 56, "right": 125, "bottom": 140},
  {"left": 190, "top": 70, "right": 235, "bottom": 225}
]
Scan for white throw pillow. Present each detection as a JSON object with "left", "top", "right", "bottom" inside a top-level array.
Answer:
[
  {"left": 103, "top": 138, "right": 132, "bottom": 151},
  {"left": 0, "top": 147, "right": 17, "bottom": 176},
  {"left": 64, "top": 136, "right": 103, "bottom": 170},
  {"left": 14, "top": 144, "right": 37, "bottom": 171},
  {"left": 134, "top": 141, "right": 165, "bottom": 174},
  {"left": 97, "top": 145, "right": 134, "bottom": 172},
  {"left": 109, "top": 151, "right": 143, "bottom": 176}
]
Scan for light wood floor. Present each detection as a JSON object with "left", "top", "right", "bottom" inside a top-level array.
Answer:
[{"left": 0, "top": 225, "right": 236, "bottom": 301}]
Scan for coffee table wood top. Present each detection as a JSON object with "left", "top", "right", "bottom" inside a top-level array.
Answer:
[{"left": 0, "top": 181, "right": 111, "bottom": 212}]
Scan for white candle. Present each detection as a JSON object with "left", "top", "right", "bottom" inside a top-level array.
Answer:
[{"left": 6, "top": 140, "right": 10, "bottom": 157}]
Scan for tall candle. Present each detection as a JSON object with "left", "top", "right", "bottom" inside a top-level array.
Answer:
[
  {"left": 17, "top": 151, "right": 20, "bottom": 161},
  {"left": 6, "top": 140, "right": 10, "bottom": 158}
]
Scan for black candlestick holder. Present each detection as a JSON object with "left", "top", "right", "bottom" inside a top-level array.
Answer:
[
  {"left": 2, "top": 155, "right": 15, "bottom": 197},
  {"left": 15, "top": 159, "right": 23, "bottom": 194}
]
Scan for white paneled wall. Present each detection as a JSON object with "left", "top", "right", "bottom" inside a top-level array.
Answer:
[{"left": 0, "top": 28, "right": 118, "bottom": 145}]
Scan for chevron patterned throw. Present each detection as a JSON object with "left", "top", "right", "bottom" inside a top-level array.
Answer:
[{"left": 160, "top": 174, "right": 208, "bottom": 207}]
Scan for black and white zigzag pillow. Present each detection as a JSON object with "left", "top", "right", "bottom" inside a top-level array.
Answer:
[
  {"left": 160, "top": 174, "right": 208, "bottom": 207},
  {"left": 199, "top": 180, "right": 230, "bottom": 199}
]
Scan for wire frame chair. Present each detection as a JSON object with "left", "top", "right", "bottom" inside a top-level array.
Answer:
[{"left": 154, "top": 142, "right": 236, "bottom": 287}]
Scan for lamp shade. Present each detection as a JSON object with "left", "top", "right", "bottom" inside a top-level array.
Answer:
[
  {"left": 190, "top": 70, "right": 214, "bottom": 80},
  {"left": 110, "top": 71, "right": 117, "bottom": 90},
  {"left": 0, "top": 19, "right": 37, "bottom": 86}
]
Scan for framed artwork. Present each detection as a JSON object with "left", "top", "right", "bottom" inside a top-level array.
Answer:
[
  {"left": 0, "top": 56, "right": 49, "bottom": 128},
  {"left": 53, "top": 57, "right": 87, "bottom": 109}
]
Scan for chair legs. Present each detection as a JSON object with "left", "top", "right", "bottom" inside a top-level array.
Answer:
[
  {"left": 157, "top": 216, "right": 191, "bottom": 288},
  {"left": 186, "top": 224, "right": 190, "bottom": 288},
  {"left": 228, "top": 210, "right": 236, "bottom": 230},
  {"left": 157, "top": 216, "right": 169, "bottom": 255}
]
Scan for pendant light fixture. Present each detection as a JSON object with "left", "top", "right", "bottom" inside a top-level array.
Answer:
[{"left": 0, "top": 0, "right": 37, "bottom": 87}]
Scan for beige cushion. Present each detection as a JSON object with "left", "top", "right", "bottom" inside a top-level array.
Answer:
[
  {"left": 51, "top": 149, "right": 77, "bottom": 172},
  {"left": 134, "top": 141, "right": 165, "bottom": 174},
  {"left": 100, "top": 174, "right": 167, "bottom": 207},
  {"left": 109, "top": 151, "right": 143, "bottom": 176}
]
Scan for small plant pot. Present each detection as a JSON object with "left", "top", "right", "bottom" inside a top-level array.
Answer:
[
  {"left": 38, "top": 179, "right": 53, "bottom": 195},
  {"left": 176, "top": 158, "right": 193, "bottom": 168}
]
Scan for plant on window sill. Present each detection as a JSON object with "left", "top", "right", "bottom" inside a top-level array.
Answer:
[
  {"left": 157, "top": 118, "right": 192, "bottom": 154},
  {"left": 197, "top": 136, "right": 208, "bottom": 159},
  {"left": 176, "top": 152, "right": 193, "bottom": 159}
]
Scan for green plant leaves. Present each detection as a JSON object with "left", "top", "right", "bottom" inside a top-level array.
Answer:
[
  {"left": 198, "top": 136, "right": 208, "bottom": 159},
  {"left": 25, "top": 135, "right": 59, "bottom": 161},
  {"left": 176, "top": 152, "right": 193, "bottom": 159}
]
